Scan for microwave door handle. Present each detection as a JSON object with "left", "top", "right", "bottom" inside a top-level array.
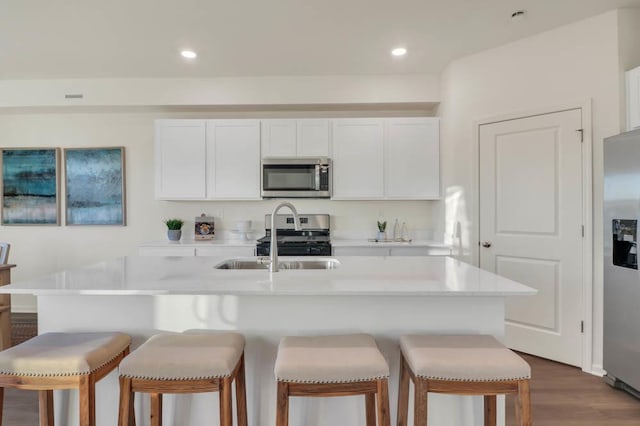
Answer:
[{"left": 315, "top": 165, "right": 320, "bottom": 190}]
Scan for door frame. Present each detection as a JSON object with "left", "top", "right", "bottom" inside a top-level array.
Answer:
[{"left": 474, "top": 100, "right": 593, "bottom": 373}]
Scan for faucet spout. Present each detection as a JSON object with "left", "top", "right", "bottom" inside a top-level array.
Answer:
[{"left": 270, "top": 201, "right": 300, "bottom": 273}]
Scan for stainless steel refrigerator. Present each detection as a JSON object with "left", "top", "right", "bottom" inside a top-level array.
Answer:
[{"left": 604, "top": 128, "right": 640, "bottom": 397}]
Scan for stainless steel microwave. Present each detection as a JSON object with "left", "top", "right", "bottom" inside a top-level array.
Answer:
[{"left": 261, "top": 157, "right": 331, "bottom": 198}]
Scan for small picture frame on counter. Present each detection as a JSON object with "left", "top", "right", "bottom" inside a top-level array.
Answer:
[{"left": 195, "top": 213, "right": 215, "bottom": 240}]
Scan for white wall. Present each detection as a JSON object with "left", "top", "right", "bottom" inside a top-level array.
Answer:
[
  {"left": 618, "top": 8, "right": 640, "bottom": 130},
  {"left": 435, "top": 10, "right": 625, "bottom": 373},
  {"left": 0, "top": 109, "right": 438, "bottom": 312}
]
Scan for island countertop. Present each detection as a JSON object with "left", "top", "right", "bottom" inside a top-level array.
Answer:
[{"left": 0, "top": 255, "right": 535, "bottom": 297}]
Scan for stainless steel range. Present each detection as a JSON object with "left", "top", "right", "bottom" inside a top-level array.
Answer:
[{"left": 256, "top": 214, "right": 331, "bottom": 256}]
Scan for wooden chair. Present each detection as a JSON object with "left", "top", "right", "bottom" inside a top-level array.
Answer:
[
  {"left": 0, "top": 332, "right": 131, "bottom": 426},
  {"left": 275, "top": 334, "right": 390, "bottom": 426},
  {"left": 118, "top": 332, "right": 247, "bottom": 426},
  {"left": 397, "top": 334, "right": 532, "bottom": 426}
]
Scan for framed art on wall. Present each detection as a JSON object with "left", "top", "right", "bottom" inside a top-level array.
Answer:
[
  {"left": 64, "top": 147, "right": 126, "bottom": 226},
  {"left": 1, "top": 148, "right": 60, "bottom": 225}
]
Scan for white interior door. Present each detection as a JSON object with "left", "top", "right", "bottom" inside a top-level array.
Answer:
[{"left": 479, "top": 109, "right": 583, "bottom": 366}]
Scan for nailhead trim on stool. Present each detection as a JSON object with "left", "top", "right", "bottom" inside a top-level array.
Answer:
[
  {"left": 117, "top": 331, "right": 248, "bottom": 426},
  {"left": 275, "top": 334, "right": 391, "bottom": 426},
  {"left": 0, "top": 332, "right": 131, "bottom": 426},
  {"left": 397, "top": 334, "right": 532, "bottom": 426}
]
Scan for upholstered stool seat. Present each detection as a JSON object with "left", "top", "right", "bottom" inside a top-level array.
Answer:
[
  {"left": 118, "top": 331, "right": 247, "bottom": 426},
  {"left": 0, "top": 332, "right": 131, "bottom": 426},
  {"left": 275, "top": 334, "right": 390, "bottom": 426},
  {"left": 397, "top": 334, "right": 532, "bottom": 426}
]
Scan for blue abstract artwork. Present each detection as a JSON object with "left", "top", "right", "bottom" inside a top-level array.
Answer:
[
  {"left": 1, "top": 149, "right": 60, "bottom": 225},
  {"left": 65, "top": 147, "right": 125, "bottom": 225}
]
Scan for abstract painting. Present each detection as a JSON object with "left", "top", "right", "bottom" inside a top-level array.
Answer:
[
  {"left": 1, "top": 148, "right": 60, "bottom": 225},
  {"left": 65, "top": 147, "right": 125, "bottom": 226}
]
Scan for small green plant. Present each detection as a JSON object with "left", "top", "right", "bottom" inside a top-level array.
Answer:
[
  {"left": 164, "top": 218, "right": 184, "bottom": 230},
  {"left": 377, "top": 221, "right": 387, "bottom": 232}
]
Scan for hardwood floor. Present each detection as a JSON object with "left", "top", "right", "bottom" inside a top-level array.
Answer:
[
  {"left": 506, "top": 353, "right": 640, "bottom": 425},
  {"left": 1, "top": 315, "right": 639, "bottom": 425}
]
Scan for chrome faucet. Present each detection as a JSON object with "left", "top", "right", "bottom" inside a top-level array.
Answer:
[{"left": 270, "top": 201, "right": 301, "bottom": 272}]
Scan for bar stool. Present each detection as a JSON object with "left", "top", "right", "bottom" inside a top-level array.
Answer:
[
  {"left": 117, "top": 332, "right": 247, "bottom": 426},
  {"left": 397, "top": 334, "right": 532, "bottom": 426},
  {"left": 0, "top": 331, "right": 131, "bottom": 426},
  {"left": 275, "top": 333, "right": 390, "bottom": 426}
]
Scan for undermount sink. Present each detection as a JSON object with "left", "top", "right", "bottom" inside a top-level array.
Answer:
[{"left": 214, "top": 258, "right": 341, "bottom": 270}]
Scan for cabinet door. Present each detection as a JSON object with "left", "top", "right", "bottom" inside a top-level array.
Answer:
[
  {"left": 195, "top": 246, "right": 255, "bottom": 257},
  {"left": 627, "top": 67, "right": 640, "bottom": 131},
  {"left": 206, "top": 120, "right": 261, "bottom": 199},
  {"left": 297, "top": 119, "right": 330, "bottom": 157},
  {"left": 332, "top": 119, "right": 384, "bottom": 199},
  {"left": 333, "top": 247, "right": 390, "bottom": 256},
  {"left": 385, "top": 118, "right": 440, "bottom": 199},
  {"left": 155, "top": 120, "right": 206, "bottom": 199},
  {"left": 262, "top": 120, "right": 297, "bottom": 157}
]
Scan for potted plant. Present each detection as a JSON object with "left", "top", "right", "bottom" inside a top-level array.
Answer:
[
  {"left": 376, "top": 220, "right": 387, "bottom": 241},
  {"left": 164, "top": 218, "right": 184, "bottom": 241}
]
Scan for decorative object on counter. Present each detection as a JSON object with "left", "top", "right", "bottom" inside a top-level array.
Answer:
[
  {"left": 377, "top": 220, "right": 387, "bottom": 241},
  {"left": 64, "top": 147, "right": 125, "bottom": 225},
  {"left": 233, "top": 220, "right": 252, "bottom": 240},
  {"left": 393, "top": 218, "right": 400, "bottom": 241},
  {"left": 401, "top": 222, "right": 410, "bottom": 242},
  {"left": 1, "top": 148, "right": 60, "bottom": 225},
  {"left": 194, "top": 213, "right": 215, "bottom": 240},
  {"left": 164, "top": 218, "right": 184, "bottom": 241}
]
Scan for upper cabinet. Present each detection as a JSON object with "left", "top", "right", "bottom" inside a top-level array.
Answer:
[
  {"left": 206, "top": 120, "right": 261, "bottom": 199},
  {"left": 627, "top": 66, "right": 640, "bottom": 131},
  {"left": 331, "top": 117, "right": 440, "bottom": 200},
  {"left": 332, "top": 119, "right": 385, "bottom": 199},
  {"left": 155, "top": 120, "right": 206, "bottom": 199},
  {"left": 262, "top": 119, "right": 330, "bottom": 157},
  {"left": 155, "top": 119, "right": 261, "bottom": 200}
]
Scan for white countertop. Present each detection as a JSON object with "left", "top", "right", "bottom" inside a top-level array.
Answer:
[
  {"left": 140, "top": 239, "right": 450, "bottom": 248},
  {"left": 140, "top": 239, "right": 257, "bottom": 247},
  {"left": 1, "top": 255, "right": 535, "bottom": 297}
]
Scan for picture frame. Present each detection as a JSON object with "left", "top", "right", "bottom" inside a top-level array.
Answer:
[
  {"left": 1, "top": 148, "right": 61, "bottom": 226},
  {"left": 64, "top": 147, "right": 126, "bottom": 226}
]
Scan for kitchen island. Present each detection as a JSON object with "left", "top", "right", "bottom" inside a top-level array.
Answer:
[{"left": 1, "top": 255, "right": 535, "bottom": 426}]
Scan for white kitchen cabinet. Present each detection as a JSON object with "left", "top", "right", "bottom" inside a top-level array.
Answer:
[
  {"left": 154, "top": 120, "right": 206, "bottom": 199},
  {"left": 333, "top": 247, "right": 390, "bottom": 256},
  {"left": 332, "top": 245, "right": 451, "bottom": 256},
  {"left": 261, "top": 119, "right": 330, "bottom": 157},
  {"left": 385, "top": 118, "right": 440, "bottom": 199},
  {"left": 195, "top": 246, "right": 255, "bottom": 257},
  {"left": 206, "top": 120, "right": 261, "bottom": 199},
  {"left": 627, "top": 66, "right": 640, "bottom": 131},
  {"left": 155, "top": 119, "right": 260, "bottom": 200},
  {"left": 331, "top": 118, "right": 440, "bottom": 200},
  {"left": 331, "top": 119, "right": 385, "bottom": 199}
]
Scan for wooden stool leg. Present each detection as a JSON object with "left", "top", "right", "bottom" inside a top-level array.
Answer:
[
  {"left": 365, "top": 393, "right": 376, "bottom": 426},
  {"left": 484, "top": 395, "right": 497, "bottom": 426},
  {"left": 219, "top": 377, "right": 233, "bottom": 426},
  {"left": 150, "top": 393, "right": 162, "bottom": 426},
  {"left": 38, "top": 390, "right": 53, "bottom": 426},
  {"left": 414, "top": 379, "right": 428, "bottom": 426},
  {"left": 397, "top": 354, "right": 410, "bottom": 426},
  {"left": 376, "top": 379, "right": 391, "bottom": 426},
  {"left": 235, "top": 355, "right": 248, "bottom": 426},
  {"left": 275, "top": 381, "right": 289, "bottom": 426},
  {"left": 0, "top": 387, "right": 4, "bottom": 426},
  {"left": 516, "top": 380, "right": 532, "bottom": 426},
  {"left": 118, "top": 377, "right": 132, "bottom": 426},
  {"left": 79, "top": 374, "right": 96, "bottom": 426}
]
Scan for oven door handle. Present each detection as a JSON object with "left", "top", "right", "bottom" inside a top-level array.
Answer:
[{"left": 315, "top": 165, "right": 321, "bottom": 190}]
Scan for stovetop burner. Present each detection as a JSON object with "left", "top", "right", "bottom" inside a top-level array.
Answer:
[{"left": 256, "top": 214, "right": 331, "bottom": 256}]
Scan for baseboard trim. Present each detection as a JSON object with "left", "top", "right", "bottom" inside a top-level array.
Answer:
[{"left": 589, "top": 364, "right": 606, "bottom": 377}]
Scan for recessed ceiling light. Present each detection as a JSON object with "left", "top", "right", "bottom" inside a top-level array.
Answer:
[
  {"left": 181, "top": 50, "right": 197, "bottom": 59},
  {"left": 391, "top": 47, "right": 407, "bottom": 57}
]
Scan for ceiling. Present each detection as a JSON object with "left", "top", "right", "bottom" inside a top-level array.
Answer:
[{"left": 1, "top": 0, "right": 640, "bottom": 79}]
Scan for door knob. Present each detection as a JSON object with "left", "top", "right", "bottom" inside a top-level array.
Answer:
[{"left": 481, "top": 241, "right": 492, "bottom": 248}]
